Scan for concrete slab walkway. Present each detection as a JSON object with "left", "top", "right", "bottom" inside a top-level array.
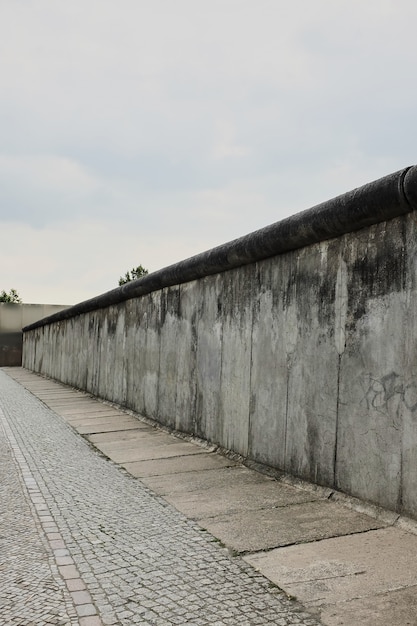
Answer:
[{"left": 2, "top": 367, "right": 417, "bottom": 625}]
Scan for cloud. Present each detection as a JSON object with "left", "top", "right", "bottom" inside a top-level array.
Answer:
[
  {"left": 0, "top": 216, "right": 241, "bottom": 305},
  {"left": 0, "top": 0, "right": 417, "bottom": 303}
]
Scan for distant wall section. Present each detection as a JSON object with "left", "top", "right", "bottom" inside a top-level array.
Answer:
[
  {"left": 0, "top": 303, "right": 69, "bottom": 366},
  {"left": 22, "top": 166, "right": 417, "bottom": 519}
]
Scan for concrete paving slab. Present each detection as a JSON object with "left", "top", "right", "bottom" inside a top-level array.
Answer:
[
  {"left": 19, "top": 386, "right": 62, "bottom": 392},
  {"left": 51, "top": 401, "right": 122, "bottom": 417},
  {"left": 45, "top": 388, "right": 84, "bottom": 393},
  {"left": 320, "top": 585, "right": 417, "bottom": 626},
  {"left": 35, "top": 389, "right": 80, "bottom": 396},
  {"left": 121, "top": 452, "right": 238, "bottom": 477},
  {"left": 95, "top": 440, "right": 208, "bottom": 462},
  {"left": 83, "top": 422, "right": 171, "bottom": 444},
  {"left": 92, "top": 432, "right": 186, "bottom": 453},
  {"left": 86, "top": 428, "right": 161, "bottom": 444},
  {"left": 62, "top": 413, "right": 141, "bottom": 427},
  {"left": 47, "top": 406, "right": 111, "bottom": 415},
  {"left": 35, "top": 390, "right": 89, "bottom": 396},
  {"left": 141, "top": 465, "right": 323, "bottom": 504},
  {"left": 38, "top": 398, "right": 95, "bottom": 405},
  {"left": 142, "top": 465, "right": 275, "bottom": 494},
  {"left": 67, "top": 416, "right": 143, "bottom": 428},
  {"left": 38, "top": 394, "right": 93, "bottom": 400},
  {"left": 75, "top": 422, "right": 145, "bottom": 435},
  {"left": 32, "top": 390, "right": 88, "bottom": 396},
  {"left": 244, "top": 527, "right": 417, "bottom": 604},
  {"left": 153, "top": 478, "right": 319, "bottom": 520},
  {"left": 44, "top": 401, "right": 110, "bottom": 410},
  {"left": 199, "top": 500, "right": 385, "bottom": 553},
  {"left": 80, "top": 428, "right": 148, "bottom": 440}
]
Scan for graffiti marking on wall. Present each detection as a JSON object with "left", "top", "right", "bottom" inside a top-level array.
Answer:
[{"left": 363, "top": 371, "right": 417, "bottom": 417}]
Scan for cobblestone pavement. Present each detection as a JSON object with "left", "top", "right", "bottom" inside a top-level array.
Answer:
[
  {"left": 0, "top": 410, "right": 77, "bottom": 626},
  {"left": 0, "top": 369, "right": 321, "bottom": 626}
]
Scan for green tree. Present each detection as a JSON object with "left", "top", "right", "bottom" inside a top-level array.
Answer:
[
  {"left": 0, "top": 288, "right": 22, "bottom": 303},
  {"left": 118, "top": 265, "right": 149, "bottom": 286}
]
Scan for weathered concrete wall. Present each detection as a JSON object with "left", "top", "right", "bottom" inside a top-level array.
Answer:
[
  {"left": 0, "top": 303, "right": 69, "bottom": 366},
  {"left": 22, "top": 166, "right": 417, "bottom": 518}
]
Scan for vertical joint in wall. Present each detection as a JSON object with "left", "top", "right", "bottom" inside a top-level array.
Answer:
[{"left": 334, "top": 352, "right": 342, "bottom": 489}]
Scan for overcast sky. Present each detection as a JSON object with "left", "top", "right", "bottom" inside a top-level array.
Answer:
[{"left": 1, "top": 0, "right": 417, "bottom": 305}]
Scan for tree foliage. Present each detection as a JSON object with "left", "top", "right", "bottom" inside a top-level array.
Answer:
[
  {"left": 118, "top": 265, "right": 149, "bottom": 286},
  {"left": 0, "top": 288, "right": 22, "bottom": 303}
]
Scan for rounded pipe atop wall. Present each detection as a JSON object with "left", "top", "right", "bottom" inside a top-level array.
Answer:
[{"left": 24, "top": 165, "right": 417, "bottom": 332}]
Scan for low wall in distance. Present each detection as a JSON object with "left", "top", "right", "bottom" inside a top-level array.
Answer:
[
  {"left": 23, "top": 166, "right": 417, "bottom": 518},
  {"left": 0, "top": 303, "right": 69, "bottom": 366}
]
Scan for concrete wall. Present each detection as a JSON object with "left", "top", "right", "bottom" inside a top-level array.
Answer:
[
  {"left": 22, "top": 166, "right": 417, "bottom": 518},
  {"left": 0, "top": 303, "right": 69, "bottom": 366}
]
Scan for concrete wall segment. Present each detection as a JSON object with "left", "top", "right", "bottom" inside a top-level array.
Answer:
[
  {"left": 248, "top": 257, "right": 288, "bottom": 469},
  {"left": 284, "top": 241, "right": 340, "bottom": 487},
  {"left": 174, "top": 282, "right": 198, "bottom": 433},
  {"left": 158, "top": 286, "right": 182, "bottom": 430},
  {"left": 195, "top": 275, "right": 224, "bottom": 444},
  {"left": 218, "top": 265, "right": 253, "bottom": 456},
  {"left": 22, "top": 166, "right": 417, "bottom": 519}
]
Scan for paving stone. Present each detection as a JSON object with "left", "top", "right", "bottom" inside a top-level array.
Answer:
[
  {"left": 78, "top": 617, "right": 103, "bottom": 626},
  {"left": 245, "top": 526, "right": 417, "bottom": 610},
  {"left": 120, "top": 451, "right": 238, "bottom": 476},
  {"left": 0, "top": 368, "right": 322, "bottom": 625},
  {"left": 71, "top": 590, "right": 93, "bottom": 605},
  {"left": 0, "top": 412, "right": 77, "bottom": 625},
  {"left": 66, "top": 578, "right": 87, "bottom": 592},
  {"left": 76, "top": 603, "right": 97, "bottom": 617},
  {"left": 95, "top": 440, "right": 209, "bottom": 462},
  {"left": 76, "top": 422, "right": 145, "bottom": 435},
  {"left": 195, "top": 500, "right": 385, "bottom": 552},
  {"left": 59, "top": 565, "right": 81, "bottom": 580}
]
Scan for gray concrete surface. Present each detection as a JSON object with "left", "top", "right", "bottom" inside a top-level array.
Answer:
[
  {"left": 245, "top": 528, "right": 417, "bottom": 626},
  {"left": 4, "top": 367, "right": 417, "bottom": 625},
  {"left": 22, "top": 204, "right": 417, "bottom": 520}
]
